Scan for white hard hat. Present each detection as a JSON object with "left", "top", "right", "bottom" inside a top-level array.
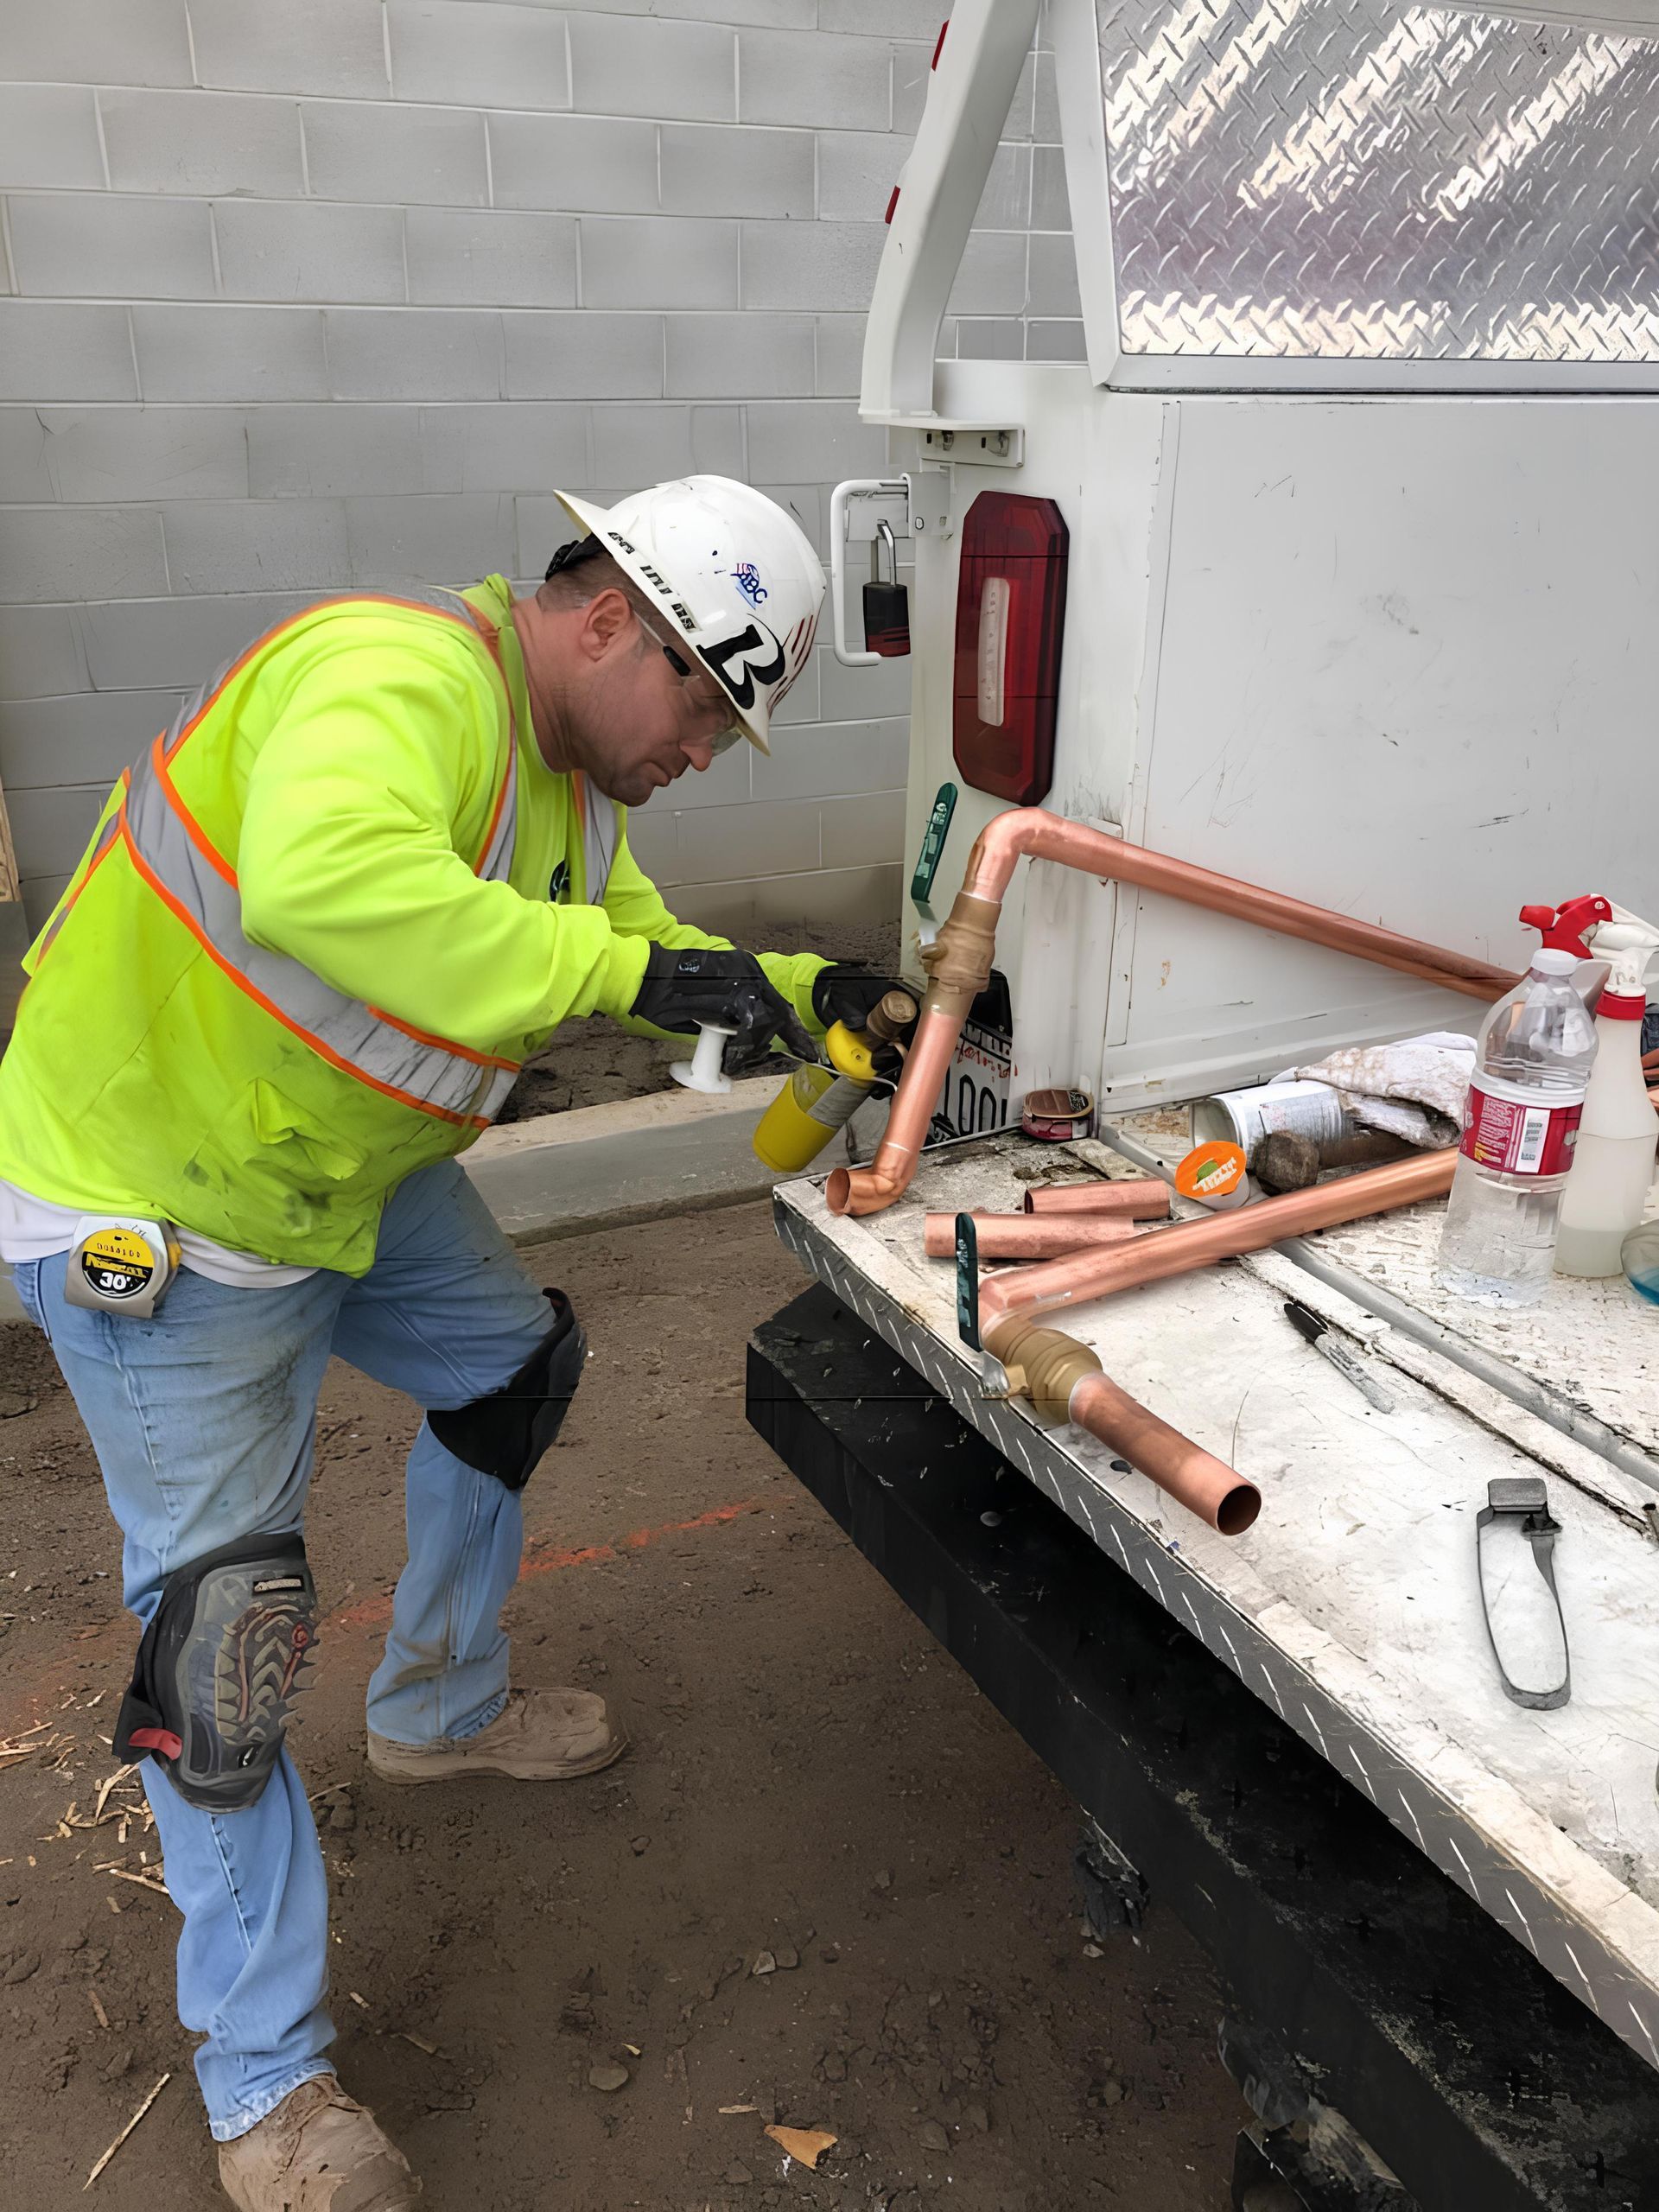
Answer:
[{"left": 551, "top": 476, "right": 824, "bottom": 755}]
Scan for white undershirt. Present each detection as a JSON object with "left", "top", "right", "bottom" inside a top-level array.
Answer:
[{"left": 0, "top": 1179, "right": 317, "bottom": 1289}]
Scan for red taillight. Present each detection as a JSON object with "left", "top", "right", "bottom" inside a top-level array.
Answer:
[{"left": 951, "top": 492, "right": 1069, "bottom": 807}]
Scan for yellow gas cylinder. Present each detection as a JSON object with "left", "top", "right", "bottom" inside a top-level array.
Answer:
[
  {"left": 753, "top": 1021, "right": 877, "bottom": 1173},
  {"left": 753, "top": 990, "right": 917, "bottom": 1173}
]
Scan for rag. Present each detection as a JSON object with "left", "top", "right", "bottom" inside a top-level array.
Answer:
[{"left": 1285, "top": 1031, "right": 1476, "bottom": 1150}]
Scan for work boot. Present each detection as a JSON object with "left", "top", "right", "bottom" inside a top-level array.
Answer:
[
  {"left": 366, "top": 1687, "right": 626, "bottom": 1785},
  {"left": 218, "top": 2075, "right": 420, "bottom": 2209}
]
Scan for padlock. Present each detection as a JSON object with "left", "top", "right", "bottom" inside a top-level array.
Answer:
[{"left": 861, "top": 519, "right": 910, "bottom": 658}]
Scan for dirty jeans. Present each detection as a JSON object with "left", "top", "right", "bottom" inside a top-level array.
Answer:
[{"left": 7, "top": 1160, "right": 556, "bottom": 2141}]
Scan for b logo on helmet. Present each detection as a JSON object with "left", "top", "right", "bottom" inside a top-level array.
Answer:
[{"left": 702, "top": 623, "right": 785, "bottom": 711}]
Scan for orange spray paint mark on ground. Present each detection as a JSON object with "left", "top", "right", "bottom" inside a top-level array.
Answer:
[{"left": 1, "top": 1497, "right": 769, "bottom": 1735}]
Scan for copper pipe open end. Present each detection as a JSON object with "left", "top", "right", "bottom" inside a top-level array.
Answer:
[{"left": 1215, "top": 1482, "right": 1262, "bottom": 1536}]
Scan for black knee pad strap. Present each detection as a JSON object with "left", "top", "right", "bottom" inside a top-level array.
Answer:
[
  {"left": 427, "top": 1287, "right": 587, "bottom": 1492},
  {"left": 115, "top": 1532, "right": 318, "bottom": 1813}
]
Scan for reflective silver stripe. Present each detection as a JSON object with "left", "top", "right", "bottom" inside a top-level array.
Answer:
[
  {"left": 575, "top": 772, "right": 621, "bottom": 905},
  {"left": 118, "top": 588, "right": 524, "bottom": 1126},
  {"left": 125, "top": 749, "right": 517, "bottom": 1122}
]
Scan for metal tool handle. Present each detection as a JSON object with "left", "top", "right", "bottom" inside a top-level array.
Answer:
[{"left": 1476, "top": 1482, "right": 1571, "bottom": 1710}]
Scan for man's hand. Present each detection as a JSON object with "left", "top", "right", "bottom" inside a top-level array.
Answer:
[
  {"left": 631, "top": 947, "right": 817, "bottom": 1074},
  {"left": 810, "top": 964, "right": 918, "bottom": 1079}
]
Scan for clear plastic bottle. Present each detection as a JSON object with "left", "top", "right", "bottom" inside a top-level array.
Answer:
[{"left": 1434, "top": 947, "right": 1599, "bottom": 1306}]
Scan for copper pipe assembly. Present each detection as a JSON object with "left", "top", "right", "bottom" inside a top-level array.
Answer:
[
  {"left": 977, "top": 1150, "right": 1454, "bottom": 1337},
  {"left": 1023, "top": 1179, "right": 1171, "bottom": 1221},
  {"left": 825, "top": 809, "right": 1517, "bottom": 1221},
  {"left": 922, "top": 1211, "right": 1135, "bottom": 1259},
  {"left": 985, "top": 1316, "right": 1261, "bottom": 1535}
]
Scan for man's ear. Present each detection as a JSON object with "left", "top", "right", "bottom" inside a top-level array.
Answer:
[{"left": 576, "top": 586, "right": 636, "bottom": 664}]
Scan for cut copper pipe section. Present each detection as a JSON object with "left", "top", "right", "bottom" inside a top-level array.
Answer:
[
  {"left": 1023, "top": 1179, "right": 1171, "bottom": 1222},
  {"left": 829, "top": 808, "right": 1518, "bottom": 1218},
  {"left": 922, "top": 1211, "right": 1135, "bottom": 1258},
  {"left": 1069, "top": 1370, "right": 1261, "bottom": 1535},
  {"left": 984, "top": 1315, "right": 1259, "bottom": 1535},
  {"left": 978, "top": 1149, "right": 1454, "bottom": 1335}
]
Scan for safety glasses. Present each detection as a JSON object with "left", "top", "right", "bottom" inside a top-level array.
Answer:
[{"left": 633, "top": 607, "right": 745, "bottom": 755}]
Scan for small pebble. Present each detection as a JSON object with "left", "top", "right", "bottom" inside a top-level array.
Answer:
[
  {"left": 918, "top": 2120, "right": 950, "bottom": 2152},
  {"left": 588, "top": 2062, "right": 630, "bottom": 2094}
]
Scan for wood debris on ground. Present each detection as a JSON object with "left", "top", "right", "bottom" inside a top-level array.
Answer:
[
  {"left": 84, "top": 2071, "right": 171, "bottom": 2189},
  {"left": 765, "top": 2125, "right": 837, "bottom": 2170}
]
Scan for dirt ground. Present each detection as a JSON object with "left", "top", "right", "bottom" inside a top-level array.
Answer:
[
  {"left": 0, "top": 1201, "right": 1244, "bottom": 2209},
  {"left": 499, "top": 918, "right": 902, "bottom": 1123}
]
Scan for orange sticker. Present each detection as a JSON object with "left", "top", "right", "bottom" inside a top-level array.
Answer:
[{"left": 1175, "top": 1140, "right": 1248, "bottom": 1206}]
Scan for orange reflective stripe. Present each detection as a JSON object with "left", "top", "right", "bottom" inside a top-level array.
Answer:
[
  {"left": 367, "top": 1003, "right": 520, "bottom": 1072},
  {"left": 118, "top": 813, "right": 487, "bottom": 1131},
  {"left": 150, "top": 732, "right": 238, "bottom": 889}
]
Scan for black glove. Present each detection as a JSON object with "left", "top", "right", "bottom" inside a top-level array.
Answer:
[
  {"left": 631, "top": 946, "right": 817, "bottom": 1075},
  {"left": 810, "top": 964, "right": 918, "bottom": 1080}
]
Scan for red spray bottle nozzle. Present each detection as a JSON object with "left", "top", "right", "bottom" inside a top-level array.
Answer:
[{"left": 1519, "top": 895, "right": 1612, "bottom": 959}]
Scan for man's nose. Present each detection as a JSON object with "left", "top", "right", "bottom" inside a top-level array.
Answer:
[{"left": 682, "top": 734, "right": 716, "bottom": 771}]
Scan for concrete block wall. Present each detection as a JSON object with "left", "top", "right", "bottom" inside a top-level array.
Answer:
[{"left": 0, "top": 1, "right": 1076, "bottom": 942}]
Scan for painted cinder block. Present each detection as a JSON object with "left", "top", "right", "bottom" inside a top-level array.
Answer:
[
  {"left": 489, "top": 113, "right": 660, "bottom": 215},
  {"left": 132, "top": 304, "right": 331, "bottom": 402},
  {"left": 406, "top": 208, "right": 579, "bottom": 310},
  {"left": 387, "top": 2, "right": 571, "bottom": 112},
  {"left": 658, "top": 124, "right": 813, "bottom": 222},
  {"left": 302, "top": 99, "right": 490, "bottom": 207},
  {"left": 189, "top": 0, "right": 391, "bottom": 99},
  {"left": 0, "top": 507, "right": 168, "bottom": 603},
  {"left": 99, "top": 87, "right": 307, "bottom": 197},
  {"left": 580, "top": 217, "right": 739, "bottom": 314},
  {"left": 568, "top": 14, "right": 737, "bottom": 124},
  {"left": 216, "top": 200, "right": 409, "bottom": 308},
  {"left": 0, "top": 86, "right": 105, "bottom": 190}
]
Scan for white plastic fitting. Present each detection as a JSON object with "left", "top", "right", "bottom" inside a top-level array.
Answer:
[{"left": 669, "top": 1022, "right": 735, "bottom": 1096}]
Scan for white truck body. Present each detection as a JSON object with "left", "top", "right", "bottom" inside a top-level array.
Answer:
[
  {"left": 840, "top": 0, "right": 1659, "bottom": 1112},
  {"left": 801, "top": 0, "right": 1659, "bottom": 2070}
]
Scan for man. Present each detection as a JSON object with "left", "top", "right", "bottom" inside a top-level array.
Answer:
[{"left": 0, "top": 475, "right": 909, "bottom": 2209}]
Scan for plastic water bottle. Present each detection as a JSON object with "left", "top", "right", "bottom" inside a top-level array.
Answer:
[{"left": 1434, "top": 948, "right": 1598, "bottom": 1306}]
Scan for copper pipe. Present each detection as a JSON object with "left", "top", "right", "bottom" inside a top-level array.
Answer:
[
  {"left": 824, "top": 978, "right": 965, "bottom": 1217},
  {"left": 829, "top": 807, "right": 1518, "bottom": 1217},
  {"left": 922, "top": 1211, "right": 1135, "bottom": 1258},
  {"left": 1069, "top": 1370, "right": 1261, "bottom": 1535},
  {"left": 983, "top": 1315, "right": 1260, "bottom": 1535},
  {"left": 1023, "top": 1179, "right": 1170, "bottom": 1222},
  {"left": 978, "top": 1149, "right": 1454, "bottom": 1335},
  {"left": 960, "top": 810, "right": 1518, "bottom": 996}
]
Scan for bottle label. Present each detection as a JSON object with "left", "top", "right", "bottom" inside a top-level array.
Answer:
[{"left": 1459, "top": 1079, "right": 1582, "bottom": 1175}]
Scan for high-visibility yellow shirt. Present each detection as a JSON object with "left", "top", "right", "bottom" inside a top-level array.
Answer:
[{"left": 0, "top": 577, "right": 826, "bottom": 1274}]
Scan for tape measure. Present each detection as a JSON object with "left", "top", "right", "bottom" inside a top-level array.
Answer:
[{"left": 64, "top": 1217, "right": 181, "bottom": 1318}]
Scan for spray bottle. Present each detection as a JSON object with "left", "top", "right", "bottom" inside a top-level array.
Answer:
[
  {"left": 753, "top": 989, "right": 918, "bottom": 1173},
  {"left": 1554, "top": 908, "right": 1659, "bottom": 1278}
]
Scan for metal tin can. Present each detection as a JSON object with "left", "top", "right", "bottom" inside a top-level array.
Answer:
[{"left": 1020, "top": 1087, "right": 1096, "bottom": 1142}]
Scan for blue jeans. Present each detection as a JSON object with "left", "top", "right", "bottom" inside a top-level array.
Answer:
[{"left": 8, "top": 1160, "right": 556, "bottom": 2140}]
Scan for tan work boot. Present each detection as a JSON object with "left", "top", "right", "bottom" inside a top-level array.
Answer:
[
  {"left": 219, "top": 2075, "right": 419, "bottom": 2209},
  {"left": 366, "top": 1687, "right": 626, "bottom": 1785}
]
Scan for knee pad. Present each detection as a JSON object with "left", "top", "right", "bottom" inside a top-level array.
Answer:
[
  {"left": 115, "top": 1533, "right": 318, "bottom": 1813},
  {"left": 426, "top": 1287, "right": 587, "bottom": 1492}
]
